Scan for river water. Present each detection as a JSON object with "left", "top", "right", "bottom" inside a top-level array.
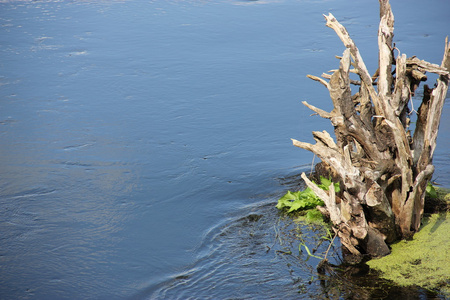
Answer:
[{"left": 0, "top": 0, "right": 449, "bottom": 299}]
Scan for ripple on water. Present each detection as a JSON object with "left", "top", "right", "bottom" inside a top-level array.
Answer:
[{"left": 148, "top": 201, "right": 337, "bottom": 299}]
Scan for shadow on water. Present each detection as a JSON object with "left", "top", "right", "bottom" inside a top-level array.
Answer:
[{"left": 317, "top": 260, "right": 445, "bottom": 300}]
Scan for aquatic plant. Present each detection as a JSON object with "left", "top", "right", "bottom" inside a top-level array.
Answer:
[
  {"left": 426, "top": 182, "right": 437, "bottom": 199},
  {"left": 276, "top": 176, "right": 339, "bottom": 215},
  {"left": 367, "top": 212, "right": 450, "bottom": 294}
]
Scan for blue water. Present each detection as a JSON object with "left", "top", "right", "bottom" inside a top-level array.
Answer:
[{"left": 0, "top": 0, "right": 449, "bottom": 299}]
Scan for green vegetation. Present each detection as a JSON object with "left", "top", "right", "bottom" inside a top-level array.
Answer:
[
  {"left": 276, "top": 177, "right": 339, "bottom": 262},
  {"left": 435, "top": 186, "right": 450, "bottom": 201},
  {"left": 299, "top": 226, "right": 335, "bottom": 261},
  {"left": 276, "top": 188, "right": 324, "bottom": 212},
  {"left": 367, "top": 212, "right": 449, "bottom": 294},
  {"left": 426, "top": 181, "right": 437, "bottom": 199},
  {"left": 299, "top": 241, "right": 323, "bottom": 260},
  {"left": 304, "top": 209, "right": 324, "bottom": 223},
  {"left": 276, "top": 176, "right": 339, "bottom": 223},
  {"left": 366, "top": 184, "right": 450, "bottom": 297}
]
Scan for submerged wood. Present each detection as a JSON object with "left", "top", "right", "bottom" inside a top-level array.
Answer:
[{"left": 293, "top": 0, "right": 450, "bottom": 257}]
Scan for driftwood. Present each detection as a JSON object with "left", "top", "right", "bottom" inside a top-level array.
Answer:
[{"left": 293, "top": 0, "right": 450, "bottom": 257}]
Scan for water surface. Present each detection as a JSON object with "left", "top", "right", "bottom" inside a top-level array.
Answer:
[{"left": 0, "top": 0, "right": 449, "bottom": 299}]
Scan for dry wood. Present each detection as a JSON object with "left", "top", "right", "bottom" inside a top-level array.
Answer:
[{"left": 293, "top": 0, "right": 449, "bottom": 257}]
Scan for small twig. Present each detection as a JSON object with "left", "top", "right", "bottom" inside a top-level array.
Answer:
[
  {"left": 321, "top": 73, "right": 377, "bottom": 86},
  {"left": 309, "top": 154, "right": 316, "bottom": 177},
  {"left": 307, "top": 74, "right": 329, "bottom": 88},
  {"left": 323, "top": 233, "right": 338, "bottom": 260},
  {"left": 407, "top": 85, "right": 418, "bottom": 115},
  {"left": 409, "top": 96, "right": 418, "bottom": 115}
]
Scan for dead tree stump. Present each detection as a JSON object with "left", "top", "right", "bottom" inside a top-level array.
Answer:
[{"left": 293, "top": 0, "right": 450, "bottom": 257}]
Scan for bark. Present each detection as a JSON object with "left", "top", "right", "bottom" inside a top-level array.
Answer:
[{"left": 293, "top": 0, "right": 450, "bottom": 257}]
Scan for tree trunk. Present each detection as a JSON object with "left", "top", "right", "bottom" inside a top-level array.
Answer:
[{"left": 294, "top": 0, "right": 450, "bottom": 257}]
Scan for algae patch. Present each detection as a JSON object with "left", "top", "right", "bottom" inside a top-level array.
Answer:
[{"left": 367, "top": 212, "right": 450, "bottom": 293}]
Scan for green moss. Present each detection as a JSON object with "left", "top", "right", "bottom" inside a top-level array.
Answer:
[
  {"left": 436, "top": 186, "right": 450, "bottom": 201},
  {"left": 367, "top": 212, "right": 450, "bottom": 293}
]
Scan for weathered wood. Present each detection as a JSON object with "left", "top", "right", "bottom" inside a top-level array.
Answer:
[
  {"left": 293, "top": 0, "right": 449, "bottom": 257},
  {"left": 301, "top": 172, "right": 341, "bottom": 225},
  {"left": 301, "top": 101, "right": 332, "bottom": 119},
  {"left": 377, "top": 0, "right": 394, "bottom": 97}
]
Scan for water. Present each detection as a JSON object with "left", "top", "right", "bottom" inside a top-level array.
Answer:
[{"left": 0, "top": 0, "right": 449, "bottom": 299}]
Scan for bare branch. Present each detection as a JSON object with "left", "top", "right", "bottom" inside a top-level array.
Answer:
[
  {"left": 378, "top": 0, "right": 395, "bottom": 96},
  {"left": 406, "top": 57, "right": 449, "bottom": 76},
  {"left": 321, "top": 73, "right": 363, "bottom": 86},
  {"left": 323, "top": 13, "right": 383, "bottom": 116},
  {"left": 312, "top": 130, "right": 338, "bottom": 150},
  {"left": 307, "top": 74, "right": 329, "bottom": 88},
  {"left": 302, "top": 101, "right": 332, "bottom": 119}
]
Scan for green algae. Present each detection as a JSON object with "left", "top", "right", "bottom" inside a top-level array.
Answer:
[
  {"left": 436, "top": 186, "right": 450, "bottom": 201},
  {"left": 367, "top": 212, "right": 450, "bottom": 295}
]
